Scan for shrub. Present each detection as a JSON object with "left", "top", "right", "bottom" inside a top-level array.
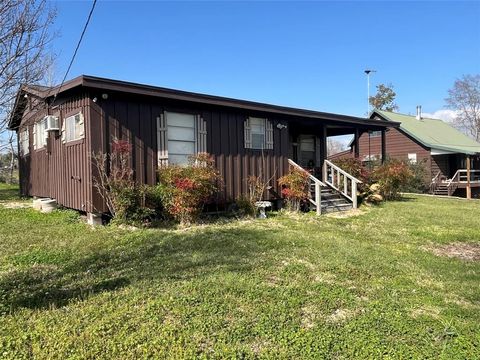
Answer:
[
  {"left": 92, "top": 139, "right": 153, "bottom": 224},
  {"left": 157, "top": 153, "right": 222, "bottom": 224},
  {"left": 234, "top": 195, "right": 256, "bottom": 217},
  {"left": 278, "top": 168, "right": 310, "bottom": 211},
  {"left": 333, "top": 158, "right": 372, "bottom": 192},
  {"left": 400, "top": 159, "right": 429, "bottom": 193},
  {"left": 372, "top": 159, "right": 414, "bottom": 200}
]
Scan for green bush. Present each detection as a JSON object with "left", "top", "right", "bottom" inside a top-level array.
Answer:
[
  {"left": 109, "top": 182, "right": 154, "bottom": 224},
  {"left": 399, "top": 159, "right": 429, "bottom": 193}
]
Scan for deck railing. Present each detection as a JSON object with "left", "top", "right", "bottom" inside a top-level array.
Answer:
[
  {"left": 287, "top": 159, "right": 325, "bottom": 215},
  {"left": 430, "top": 171, "right": 442, "bottom": 194},
  {"left": 445, "top": 169, "right": 480, "bottom": 196},
  {"left": 323, "top": 160, "right": 362, "bottom": 209}
]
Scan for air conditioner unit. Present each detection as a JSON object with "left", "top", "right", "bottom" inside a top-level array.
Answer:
[{"left": 44, "top": 115, "right": 59, "bottom": 131}]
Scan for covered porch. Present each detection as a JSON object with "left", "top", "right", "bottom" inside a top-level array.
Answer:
[
  {"left": 284, "top": 116, "right": 394, "bottom": 214},
  {"left": 287, "top": 119, "right": 388, "bottom": 181},
  {"left": 431, "top": 152, "right": 480, "bottom": 198}
]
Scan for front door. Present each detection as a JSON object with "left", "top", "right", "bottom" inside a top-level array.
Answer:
[{"left": 298, "top": 135, "right": 316, "bottom": 169}]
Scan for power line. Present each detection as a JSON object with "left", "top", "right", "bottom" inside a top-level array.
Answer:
[{"left": 53, "top": 0, "right": 98, "bottom": 101}]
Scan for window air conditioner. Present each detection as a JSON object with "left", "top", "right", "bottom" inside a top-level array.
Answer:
[{"left": 44, "top": 115, "right": 59, "bottom": 131}]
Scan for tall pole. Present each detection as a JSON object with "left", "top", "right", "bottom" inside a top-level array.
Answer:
[{"left": 364, "top": 69, "right": 376, "bottom": 115}]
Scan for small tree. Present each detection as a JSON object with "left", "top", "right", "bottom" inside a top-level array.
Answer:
[
  {"left": 92, "top": 139, "right": 152, "bottom": 223},
  {"left": 445, "top": 74, "right": 480, "bottom": 141},
  {"left": 369, "top": 83, "right": 399, "bottom": 112}
]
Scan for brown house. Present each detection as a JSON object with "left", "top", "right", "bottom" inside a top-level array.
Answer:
[
  {"left": 8, "top": 75, "right": 396, "bottom": 216},
  {"left": 330, "top": 108, "right": 480, "bottom": 198}
]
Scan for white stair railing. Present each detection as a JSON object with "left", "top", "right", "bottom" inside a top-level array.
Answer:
[
  {"left": 323, "top": 160, "right": 362, "bottom": 209},
  {"left": 287, "top": 159, "right": 325, "bottom": 215}
]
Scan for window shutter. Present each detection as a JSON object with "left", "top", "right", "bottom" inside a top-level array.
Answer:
[
  {"left": 196, "top": 115, "right": 207, "bottom": 153},
  {"left": 157, "top": 113, "right": 168, "bottom": 167},
  {"left": 265, "top": 119, "right": 273, "bottom": 150},
  {"left": 61, "top": 118, "right": 66, "bottom": 143},
  {"left": 33, "top": 123, "right": 37, "bottom": 149},
  {"left": 244, "top": 117, "right": 252, "bottom": 149}
]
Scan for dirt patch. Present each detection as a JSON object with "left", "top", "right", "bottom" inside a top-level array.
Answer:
[
  {"left": 326, "top": 208, "right": 368, "bottom": 219},
  {"left": 429, "top": 243, "right": 480, "bottom": 261}
]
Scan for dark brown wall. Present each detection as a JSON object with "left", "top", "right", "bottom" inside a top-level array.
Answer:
[
  {"left": 92, "top": 93, "right": 289, "bottom": 205},
  {"left": 18, "top": 93, "right": 95, "bottom": 213}
]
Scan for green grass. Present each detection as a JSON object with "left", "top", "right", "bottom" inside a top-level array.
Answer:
[{"left": 0, "top": 187, "right": 479, "bottom": 359}]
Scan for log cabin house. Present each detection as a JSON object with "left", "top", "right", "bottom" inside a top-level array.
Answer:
[
  {"left": 8, "top": 75, "right": 397, "bottom": 218},
  {"left": 330, "top": 108, "right": 480, "bottom": 198}
]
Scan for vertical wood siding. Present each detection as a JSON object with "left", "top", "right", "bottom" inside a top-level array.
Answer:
[
  {"left": 18, "top": 93, "right": 94, "bottom": 212},
  {"left": 95, "top": 95, "right": 289, "bottom": 205}
]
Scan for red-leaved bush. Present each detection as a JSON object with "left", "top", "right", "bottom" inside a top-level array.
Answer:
[
  {"left": 278, "top": 167, "right": 310, "bottom": 211},
  {"left": 157, "top": 153, "right": 222, "bottom": 224},
  {"left": 373, "top": 159, "right": 413, "bottom": 200}
]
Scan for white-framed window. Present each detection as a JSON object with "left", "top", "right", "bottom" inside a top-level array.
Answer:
[
  {"left": 250, "top": 117, "right": 266, "bottom": 149},
  {"left": 65, "top": 113, "right": 84, "bottom": 142},
  {"left": 166, "top": 112, "right": 196, "bottom": 165},
  {"left": 20, "top": 128, "right": 29, "bottom": 155},
  {"left": 244, "top": 117, "right": 273, "bottom": 150},
  {"left": 369, "top": 130, "right": 381, "bottom": 137},
  {"left": 408, "top": 153, "right": 417, "bottom": 164},
  {"left": 34, "top": 118, "right": 47, "bottom": 149}
]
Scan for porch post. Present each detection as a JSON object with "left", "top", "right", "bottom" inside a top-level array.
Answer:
[
  {"left": 381, "top": 130, "right": 386, "bottom": 164},
  {"left": 320, "top": 125, "right": 327, "bottom": 181},
  {"left": 354, "top": 128, "right": 360, "bottom": 159},
  {"left": 466, "top": 155, "right": 471, "bottom": 199}
]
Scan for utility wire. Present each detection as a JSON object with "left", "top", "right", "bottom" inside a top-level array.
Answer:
[{"left": 53, "top": 0, "right": 98, "bottom": 101}]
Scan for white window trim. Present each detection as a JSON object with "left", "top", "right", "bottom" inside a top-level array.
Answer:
[
  {"left": 20, "top": 128, "right": 29, "bottom": 155},
  {"left": 64, "top": 112, "right": 85, "bottom": 143},
  {"left": 34, "top": 118, "right": 47, "bottom": 150}
]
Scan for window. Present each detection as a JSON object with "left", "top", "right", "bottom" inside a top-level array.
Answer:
[
  {"left": 299, "top": 136, "right": 315, "bottom": 168},
  {"left": 65, "top": 113, "right": 84, "bottom": 142},
  {"left": 408, "top": 153, "right": 417, "bottom": 164},
  {"left": 166, "top": 112, "right": 196, "bottom": 165},
  {"left": 250, "top": 117, "right": 266, "bottom": 149},
  {"left": 34, "top": 118, "right": 47, "bottom": 149},
  {"left": 369, "top": 130, "right": 381, "bottom": 137},
  {"left": 20, "top": 128, "right": 29, "bottom": 155},
  {"left": 244, "top": 117, "right": 273, "bottom": 150}
]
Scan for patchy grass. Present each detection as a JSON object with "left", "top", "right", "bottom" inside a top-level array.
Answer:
[{"left": 0, "top": 188, "right": 479, "bottom": 359}]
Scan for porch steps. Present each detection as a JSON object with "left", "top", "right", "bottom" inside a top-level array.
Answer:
[
  {"left": 309, "top": 186, "right": 353, "bottom": 213},
  {"left": 433, "top": 184, "right": 450, "bottom": 196}
]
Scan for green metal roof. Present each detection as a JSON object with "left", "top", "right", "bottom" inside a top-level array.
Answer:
[{"left": 373, "top": 110, "right": 480, "bottom": 155}]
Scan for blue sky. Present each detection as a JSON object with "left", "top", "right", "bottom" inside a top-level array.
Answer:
[{"left": 52, "top": 0, "right": 480, "bottom": 119}]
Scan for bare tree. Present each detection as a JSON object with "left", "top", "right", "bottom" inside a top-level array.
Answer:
[
  {"left": 445, "top": 74, "right": 480, "bottom": 141},
  {"left": 327, "top": 137, "right": 347, "bottom": 156},
  {"left": 0, "top": 0, "right": 56, "bottom": 182}
]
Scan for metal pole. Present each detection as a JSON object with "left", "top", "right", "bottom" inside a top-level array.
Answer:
[{"left": 364, "top": 69, "right": 376, "bottom": 115}]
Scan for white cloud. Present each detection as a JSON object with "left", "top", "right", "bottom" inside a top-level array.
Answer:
[{"left": 421, "top": 109, "right": 459, "bottom": 123}]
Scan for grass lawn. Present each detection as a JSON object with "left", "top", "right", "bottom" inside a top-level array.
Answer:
[{"left": 0, "top": 184, "right": 479, "bottom": 359}]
